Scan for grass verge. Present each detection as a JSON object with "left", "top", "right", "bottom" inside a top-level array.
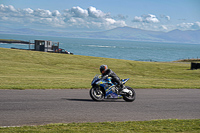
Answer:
[
  {"left": 0, "top": 119, "right": 200, "bottom": 133},
  {"left": 0, "top": 48, "right": 200, "bottom": 89}
]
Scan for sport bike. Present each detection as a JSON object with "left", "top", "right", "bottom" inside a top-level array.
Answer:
[{"left": 90, "top": 74, "right": 136, "bottom": 102}]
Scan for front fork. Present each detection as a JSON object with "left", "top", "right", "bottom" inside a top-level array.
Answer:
[{"left": 94, "top": 86, "right": 105, "bottom": 96}]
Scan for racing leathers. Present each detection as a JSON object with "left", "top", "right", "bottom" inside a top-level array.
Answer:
[{"left": 101, "top": 69, "right": 124, "bottom": 90}]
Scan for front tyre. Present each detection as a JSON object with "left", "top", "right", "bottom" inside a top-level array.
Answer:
[
  {"left": 123, "top": 86, "right": 136, "bottom": 102},
  {"left": 90, "top": 87, "right": 104, "bottom": 101}
]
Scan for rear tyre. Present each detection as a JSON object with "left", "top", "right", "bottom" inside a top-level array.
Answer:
[
  {"left": 90, "top": 87, "right": 104, "bottom": 101},
  {"left": 123, "top": 86, "right": 136, "bottom": 102}
]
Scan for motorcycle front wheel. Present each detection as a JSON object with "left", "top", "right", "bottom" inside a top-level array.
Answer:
[
  {"left": 122, "top": 86, "right": 136, "bottom": 102},
  {"left": 90, "top": 87, "right": 104, "bottom": 101}
]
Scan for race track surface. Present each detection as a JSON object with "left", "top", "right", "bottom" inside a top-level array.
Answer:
[{"left": 0, "top": 89, "right": 200, "bottom": 126}]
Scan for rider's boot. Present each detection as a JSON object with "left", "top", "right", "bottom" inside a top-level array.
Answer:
[{"left": 118, "top": 84, "right": 125, "bottom": 94}]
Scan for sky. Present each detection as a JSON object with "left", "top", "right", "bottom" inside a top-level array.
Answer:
[{"left": 0, "top": 0, "right": 200, "bottom": 32}]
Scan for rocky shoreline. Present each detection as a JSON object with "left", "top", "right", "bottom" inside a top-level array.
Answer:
[{"left": 0, "top": 39, "right": 29, "bottom": 44}]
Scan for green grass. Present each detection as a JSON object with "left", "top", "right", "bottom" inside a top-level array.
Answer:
[
  {"left": 0, "top": 119, "right": 200, "bottom": 133},
  {"left": 0, "top": 48, "right": 200, "bottom": 89}
]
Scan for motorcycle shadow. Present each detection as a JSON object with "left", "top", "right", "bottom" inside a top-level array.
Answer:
[{"left": 63, "top": 98, "right": 125, "bottom": 102}]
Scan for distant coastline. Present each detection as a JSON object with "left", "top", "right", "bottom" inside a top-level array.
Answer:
[
  {"left": 0, "top": 39, "right": 29, "bottom": 44},
  {"left": 175, "top": 58, "right": 200, "bottom": 63}
]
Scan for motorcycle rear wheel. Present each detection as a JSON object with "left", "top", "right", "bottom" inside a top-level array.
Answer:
[
  {"left": 90, "top": 87, "right": 104, "bottom": 101},
  {"left": 122, "top": 86, "right": 136, "bottom": 102}
]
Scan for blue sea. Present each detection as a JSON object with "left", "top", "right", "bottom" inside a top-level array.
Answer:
[{"left": 0, "top": 33, "right": 200, "bottom": 62}]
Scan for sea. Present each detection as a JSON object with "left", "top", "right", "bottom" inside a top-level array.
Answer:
[{"left": 0, "top": 33, "right": 200, "bottom": 62}]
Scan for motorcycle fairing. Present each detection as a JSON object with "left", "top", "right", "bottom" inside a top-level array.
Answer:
[
  {"left": 101, "top": 78, "right": 123, "bottom": 99},
  {"left": 121, "top": 78, "right": 129, "bottom": 84}
]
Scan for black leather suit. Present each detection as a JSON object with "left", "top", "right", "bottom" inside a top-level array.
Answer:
[{"left": 102, "top": 69, "right": 122, "bottom": 86}]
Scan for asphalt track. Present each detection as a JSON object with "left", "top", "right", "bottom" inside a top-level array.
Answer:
[{"left": 0, "top": 89, "right": 200, "bottom": 126}]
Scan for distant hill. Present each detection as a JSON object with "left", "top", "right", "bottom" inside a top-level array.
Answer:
[
  {"left": 0, "top": 26, "right": 200, "bottom": 44},
  {"left": 89, "top": 27, "right": 200, "bottom": 44},
  {"left": 89, "top": 27, "right": 165, "bottom": 42}
]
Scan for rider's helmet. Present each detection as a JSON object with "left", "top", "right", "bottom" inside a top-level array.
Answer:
[{"left": 100, "top": 65, "right": 108, "bottom": 74}]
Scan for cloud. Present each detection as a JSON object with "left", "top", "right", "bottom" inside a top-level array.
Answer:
[
  {"left": 130, "top": 14, "right": 180, "bottom": 31},
  {"left": 165, "top": 16, "right": 170, "bottom": 21},
  {"left": 33, "top": 9, "right": 52, "bottom": 18},
  {"left": 22, "top": 8, "right": 34, "bottom": 14},
  {"left": 160, "top": 25, "right": 168, "bottom": 31},
  {"left": 160, "top": 14, "right": 170, "bottom": 21},
  {"left": 131, "top": 14, "right": 162, "bottom": 31},
  {"left": 66, "top": 6, "right": 88, "bottom": 18},
  {"left": 177, "top": 22, "right": 200, "bottom": 30},
  {"left": 133, "top": 14, "right": 160, "bottom": 23},
  {"left": 133, "top": 16, "right": 143, "bottom": 22},
  {"left": 191, "top": 22, "right": 200, "bottom": 30},
  {"left": 1, "top": 4, "right": 198, "bottom": 32},
  {"left": 63, "top": 6, "right": 125, "bottom": 29},
  {"left": 52, "top": 10, "right": 61, "bottom": 17},
  {"left": 0, "top": 4, "right": 126, "bottom": 30},
  {"left": 113, "top": 14, "right": 128, "bottom": 20},
  {"left": 0, "top": 4, "right": 17, "bottom": 12},
  {"left": 144, "top": 14, "right": 160, "bottom": 23},
  {"left": 88, "top": 6, "right": 109, "bottom": 18}
]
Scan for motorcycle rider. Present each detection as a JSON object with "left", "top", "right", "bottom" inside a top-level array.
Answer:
[{"left": 100, "top": 65, "right": 125, "bottom": 93}]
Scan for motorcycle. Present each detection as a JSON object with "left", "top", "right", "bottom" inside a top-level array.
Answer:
[{"left": 90, "top": 74, "right": 136, "bottom": 102}]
